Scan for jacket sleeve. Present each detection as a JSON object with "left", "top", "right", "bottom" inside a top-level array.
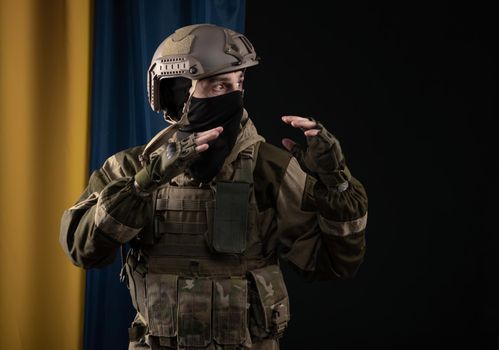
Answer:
[
  {"left": 59, "top": 153, "right": 153, "bottom": 269},
  {"left": 277, "top": 157, "right": 368, "bottom": 280}
]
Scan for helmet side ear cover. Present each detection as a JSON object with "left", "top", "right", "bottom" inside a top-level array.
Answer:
[{"left": 159, "top": 77, "right": 192, "bottom": 119}]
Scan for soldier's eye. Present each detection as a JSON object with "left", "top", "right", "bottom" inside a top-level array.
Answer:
[{"left": 213, "top": 83, "right": 225, "bottom": 91}]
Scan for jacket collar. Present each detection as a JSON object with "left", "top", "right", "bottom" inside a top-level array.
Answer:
[{"left": 170, "top": 109, "right": 265, "bottom": 186}]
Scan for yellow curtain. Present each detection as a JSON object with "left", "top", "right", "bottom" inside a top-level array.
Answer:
[{"left": 0, "top": 0, "right": 91, "bottom": 348}]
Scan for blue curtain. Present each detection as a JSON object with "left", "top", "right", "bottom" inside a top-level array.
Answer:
[{"left": 86, "top": 1, "right": 246, "bottom": 349}]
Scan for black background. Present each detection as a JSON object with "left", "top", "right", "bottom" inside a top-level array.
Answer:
[{"left": 244, "top": 1, "right": 498, "bottom": 349}]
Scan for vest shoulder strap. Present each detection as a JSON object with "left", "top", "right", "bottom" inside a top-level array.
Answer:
[{"left": 231, "top": 141, "right": 261, "bottom": 184}]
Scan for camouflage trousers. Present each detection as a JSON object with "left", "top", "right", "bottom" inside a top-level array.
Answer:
[
  {"left": 128, "top": 338, "right": 279, "bottom": 350},
  {"left": 128, "top": 313, "right": 279, "bottom": 350}
]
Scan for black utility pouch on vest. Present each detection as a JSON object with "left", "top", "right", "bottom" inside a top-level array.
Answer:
[
  {"left": 212, "top": 181, "right": 250, "bottom": 254},
  {"left": 212, "top": 146, "right": 255, "bottom": 254}
]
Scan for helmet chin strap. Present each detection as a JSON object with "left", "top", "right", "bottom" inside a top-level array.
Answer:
[{"left": 140, "top": 80, "right": 198, "bottom": 166}]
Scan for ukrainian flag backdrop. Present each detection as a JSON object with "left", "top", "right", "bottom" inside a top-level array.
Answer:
[{"left": 0, "top": 1, "right": 245, "bottom": 349}]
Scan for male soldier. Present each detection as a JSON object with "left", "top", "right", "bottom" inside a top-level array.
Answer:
[{"left": 60, "top": 24, "right": 368, "bottom": 350}]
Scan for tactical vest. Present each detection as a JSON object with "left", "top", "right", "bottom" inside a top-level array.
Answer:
[{"left": 124, "top": 144, "right": 290, "bottom": 348}]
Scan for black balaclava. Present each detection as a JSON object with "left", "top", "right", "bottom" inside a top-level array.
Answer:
[{"left": 176, "top": 90, "right": 244, "bottom": 183}]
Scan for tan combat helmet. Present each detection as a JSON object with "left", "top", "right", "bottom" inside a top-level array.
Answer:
[
  {"left": 140, "top": 24, "right": 259, "bottom": 166},
  {"left": 147, "top": 24, "right": 259, "bottom": 116}
]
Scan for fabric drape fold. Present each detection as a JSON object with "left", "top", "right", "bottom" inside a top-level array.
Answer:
[{"left": 0, "top": 0, "right": 92, "bottom": 349}]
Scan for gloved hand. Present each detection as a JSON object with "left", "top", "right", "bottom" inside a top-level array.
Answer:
[
  {"left": 134, "top": 126, "right": 223, "bottom": 193},
  {"left": 281, "top": 116, "right": 350, "bottom": 190}
]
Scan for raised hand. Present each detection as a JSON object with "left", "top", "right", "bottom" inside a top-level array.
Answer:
[
  {"left": 135, "top": 126, "right": 224, "bottom": 193},
  {"left": 281, "top": 116, "right": 350, "bottom": 189}
]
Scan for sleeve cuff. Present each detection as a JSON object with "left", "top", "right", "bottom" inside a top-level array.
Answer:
[
  {"left": 318, "top": 212, "right": 368, "bottom": 237},
  {"left": 94, "top": 198, "right": 142, "bottom": 243}
]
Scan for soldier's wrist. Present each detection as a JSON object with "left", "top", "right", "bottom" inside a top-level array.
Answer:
[
  {"left": 134, "top": 168, "right": 156, "bottom": 194},
  {"left": 317, "top": 166, "right": 351, "bottom": 190},
  {"left": 133, "top": 179, "right": 153, "bottom": 197}
]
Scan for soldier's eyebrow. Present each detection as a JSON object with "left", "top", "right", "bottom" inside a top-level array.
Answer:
[
  {"left": 206, "top": 72, "right": 244, "bottom": 84},
  {"left": 207, "top": 76, "right": 232, "bottom": 83}
]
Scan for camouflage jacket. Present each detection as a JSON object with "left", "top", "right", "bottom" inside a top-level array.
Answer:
[
  {"left": 59, "top": 113, "right": 368, "bottom": 347},
  {"left": 60, "top": 114, "right": 368, "bottom": 281}
]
